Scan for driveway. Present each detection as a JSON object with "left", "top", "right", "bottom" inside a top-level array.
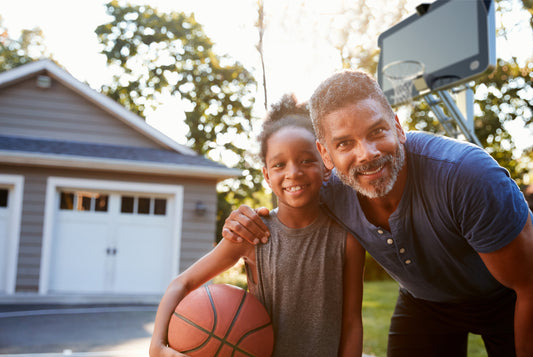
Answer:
[
  {"left": 0, "top": 304, "right": 377, "bottom": 357},
  {"left": 0, "top": 304, "right": 158, "bottom": 357}
]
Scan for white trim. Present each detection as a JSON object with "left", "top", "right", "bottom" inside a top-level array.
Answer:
[
  {"left": 0, "top": 174, "right": 24, "bottom": 295},
  {"left": 0, "top": 60, "right": 196, "bottom": 156},
  {"left": 0, "top": 151, "right": 241, "bottom": 180},
  {"left": 39, "top": 177, "right": 184, "bottom": 295}
]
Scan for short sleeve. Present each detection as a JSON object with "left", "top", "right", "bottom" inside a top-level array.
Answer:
[{"left": 451, "top": 147, "right": 529, "bottom": 253}]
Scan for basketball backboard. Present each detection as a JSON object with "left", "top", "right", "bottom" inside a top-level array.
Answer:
[{"left": 377, "top": 0, "right": 496, "bottom": 106}]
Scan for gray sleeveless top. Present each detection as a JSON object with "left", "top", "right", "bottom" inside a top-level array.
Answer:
[{"left": 246, "top": 208, "right": 346, "bottom": 356}]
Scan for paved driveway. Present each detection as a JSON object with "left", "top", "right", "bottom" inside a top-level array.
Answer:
[
  {"left": 0, "top": 304, "right": 377, "bottom": 357},
  {"left": 0, "top": 304, "right": 158, "bottom": 357}
]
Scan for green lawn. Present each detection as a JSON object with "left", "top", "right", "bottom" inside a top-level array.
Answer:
[{"left": 362, "top": 280, "right": 488, "bottom": 357}]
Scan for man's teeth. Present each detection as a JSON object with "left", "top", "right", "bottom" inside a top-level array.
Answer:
[
  {"left": 361, "top": 165, "right": 384, "bottom": 175},
  {"left": 286, "top": 185, "right": 304, "bottom": 192}
]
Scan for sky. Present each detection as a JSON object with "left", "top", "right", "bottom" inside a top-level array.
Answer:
[{"left": 1, "top": 0, "right": 532, "bottom": 154}]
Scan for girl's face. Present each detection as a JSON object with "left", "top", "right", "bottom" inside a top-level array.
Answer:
[{"left": 262, "top": 126, "right": 324, "bottom": 212}]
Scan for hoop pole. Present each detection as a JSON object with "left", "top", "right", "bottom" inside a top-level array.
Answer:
[
  {"left": 436, "top": 90, "right": 482, "bottom": 147},
  {"left": 424, "top": 93, "right": 459, "bottom": 138}
]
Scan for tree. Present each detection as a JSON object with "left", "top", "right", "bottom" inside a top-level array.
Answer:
[
  {"left": 95, "top": 1, "right": 263, "bottom": 239},
  {"left": 0, "top": 16, "right": 48, "bottom": 71},
  {"left": 402, "top": 58, "right": 533, "bottom": 186},
  {"left": 326, "top": 0, "right": 410, "bottom": 74}
]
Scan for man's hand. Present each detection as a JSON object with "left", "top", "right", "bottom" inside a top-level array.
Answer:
[{"left": 222, "top": 205, "right": 271, "bottom": 244}]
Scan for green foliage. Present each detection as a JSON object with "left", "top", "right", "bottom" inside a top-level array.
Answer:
[
  {"left": 364, "top": 252, "right": 393, "bottom": 281},
  {"left": 95, "top": 1, "right": 264, "bottom": 238},
  {"left": 0, "top": 17, "right": 47, "bottom": 71},
  {"left": 404, "top": 58, "right": 533, "bottom": 186},
  {"left": 212, "top": 259, "right": 248, "bottom": 290}
]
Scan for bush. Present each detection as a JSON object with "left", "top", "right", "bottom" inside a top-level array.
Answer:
[
  {"left": 212, "top": 259, "right": 248, "bottom": 290},
  {"left": 364, "top": 252, "right": 393, "bottom": 281}
]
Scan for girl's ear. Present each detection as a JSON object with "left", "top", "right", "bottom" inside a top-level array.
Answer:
[
  {"left": 262, "top": 166, "right": 272, "bottom": 188},
  {"left": 316, "top": 140, "right": 334, "bottom": 170}
]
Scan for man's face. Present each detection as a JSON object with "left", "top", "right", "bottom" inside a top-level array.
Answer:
[{"left": 316, "top": 98, "right": 406, "bottom": 199}]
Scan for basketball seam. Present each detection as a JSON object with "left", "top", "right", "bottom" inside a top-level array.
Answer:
[
  {"left": 175, "top": 285, "right": 219, "bottom": 354},
  {"left": 173, "top": 311, "right": 271, "bottom": 357},
  {"left": 215, "top": 288, "right": 248, "bottom": 357},
  {"left": 232, "top": 321, "right": 274, "bottom": 357}
]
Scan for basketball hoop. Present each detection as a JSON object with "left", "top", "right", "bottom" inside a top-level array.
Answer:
[{"left": 383, "top": 60, "right": 425, "bottom": 107}]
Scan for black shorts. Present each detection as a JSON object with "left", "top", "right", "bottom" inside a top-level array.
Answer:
[{"left": 387, "top": 287, "right": 516, "bottom": 357}]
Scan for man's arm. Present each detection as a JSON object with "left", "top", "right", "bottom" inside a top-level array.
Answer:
[
  {"left": 222, "top": 205, "right": 271, "bottom": 244},
  {"left": 478, "top": 214, "right": 533, "bottom": 357}
]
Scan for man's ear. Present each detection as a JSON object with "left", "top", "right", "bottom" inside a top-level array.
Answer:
[
  {"left": 316, "top": 140, "right": 334, "bottom": 170},
  {"left": 394, "top": 115, "right": 407, "bottom": 144},
  {"left": 323, "top": 166, "right": 333, "bottom": 182},
  {"left": 262, "top": 166, "right": 271, "bottom": 188}
]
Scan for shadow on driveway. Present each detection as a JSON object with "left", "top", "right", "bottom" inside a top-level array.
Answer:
[{"left": 0, "top": 304, "right": 158, "bottom": 356}]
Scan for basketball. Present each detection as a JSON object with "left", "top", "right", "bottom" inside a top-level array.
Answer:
[{"left": 168, "top": 284, "right": 274, "bottom": 356}]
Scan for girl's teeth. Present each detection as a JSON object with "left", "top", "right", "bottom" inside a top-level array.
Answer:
[{"left": 287, "top": 185, "right": 303, "bottom": 192}]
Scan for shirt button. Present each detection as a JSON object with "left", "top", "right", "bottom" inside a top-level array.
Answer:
[
  {"left": 377, "top": 229, "right": 384, "bottom": 235},
  {"left": 405, "top": 259, "right": 412, "bottom": 265},
  {"left": 387, "top": 238, "right": 394, "bottom": 245},
  {"left": 399, "top": 248, "right": 406, "bottom": 254}
]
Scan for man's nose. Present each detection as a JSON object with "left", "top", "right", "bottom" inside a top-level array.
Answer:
[{"left": 355, "top": 140, "right": 380, "bottom": 163}]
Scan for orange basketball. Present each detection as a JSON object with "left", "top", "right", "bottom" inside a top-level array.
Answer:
[{"left": 168, "top": 284, "right": 274, "bottom": 356}]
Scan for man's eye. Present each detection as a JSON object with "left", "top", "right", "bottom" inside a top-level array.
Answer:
[
  {"left": 372, "top": 128, "right": 385, "bottom": 136},
  {"left": 337, "top": 141, "right": 350, "bottom": 149}
]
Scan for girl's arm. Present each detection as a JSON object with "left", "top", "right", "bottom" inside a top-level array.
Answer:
[
  {"left": 149, "top": 239, "right": 254, "bottom": 357},
  {"left": 339, "top": 233, "right": 366, "bottom": 357}
]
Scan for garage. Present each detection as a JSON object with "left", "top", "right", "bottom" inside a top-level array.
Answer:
[
  {"left": 1, "top": 60, "right": 238, "bottom": 301},
  {"left": 40, "top": 177, "right": 183, "bottom": 296}
]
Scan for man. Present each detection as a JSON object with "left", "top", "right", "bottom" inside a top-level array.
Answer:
[{"left": 222, "top": 70, "right": 533, "bottom": 357}]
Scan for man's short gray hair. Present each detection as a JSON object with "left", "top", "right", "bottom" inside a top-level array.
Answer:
[{"left": 309, "top": 70, "right": 395, "bottom": 143}]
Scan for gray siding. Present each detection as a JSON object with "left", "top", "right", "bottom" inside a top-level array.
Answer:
[
  {"left": 0, "top": 165, "right": 218, "bottom": 293},
  {"left": 0, "top": 76, "right": 162, "bottom": 149},
  {"left": 16, "top": 171, "right": 47, "bottom": 291}
]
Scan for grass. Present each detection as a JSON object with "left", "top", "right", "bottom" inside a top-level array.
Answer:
[
  {"left": 214, "top": 263, "right": 489, "bottom": 356},
  {"left": 362, "top": 281, "right": 488, "bottom": 357}
]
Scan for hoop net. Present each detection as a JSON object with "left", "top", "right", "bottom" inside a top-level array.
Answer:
[{"left": 383, "top": 60, "right": 425, "bottom": 107}]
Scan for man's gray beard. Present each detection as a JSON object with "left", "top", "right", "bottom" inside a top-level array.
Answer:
[{"left": 337, "top": 144, "right": 405, "bottom": 199}]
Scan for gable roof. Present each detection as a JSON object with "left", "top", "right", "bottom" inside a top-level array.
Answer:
[
  {"left": 0, "top": 60, "right": 242, "bottom": 180},
  {"left": 0, "top": 135, "right": 239, "bottom": 179},
  {"left": 0, "top": 59, "right": 195, "bottom": 155}
]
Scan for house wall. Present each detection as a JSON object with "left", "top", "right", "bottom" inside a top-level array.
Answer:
[
  {"left": 0, "top": 76, "right": 162, "bottom": 149},
  {"left": 0, "top": 165, "right": 218, "bottom": 293}
]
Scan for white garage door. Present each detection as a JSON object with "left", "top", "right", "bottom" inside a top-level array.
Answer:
[
  {"left": 46, "top": 181, "right": 182, "bottom": 295},
  {"left": 0, "top": 175, "right": 23, "bottom": 295},
  {"left": 0, "top": 188, "right": 10, "bottom": 292}
]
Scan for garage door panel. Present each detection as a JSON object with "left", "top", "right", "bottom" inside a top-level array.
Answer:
[
  {"left": 50, "top": 220, "right": 108, "bottom": 293},
  {"left": 0, "top": 207, "right": 8, "bottom": 291},
  {"left": 114, "top": 222, "right": 173, "bottom": 294}
]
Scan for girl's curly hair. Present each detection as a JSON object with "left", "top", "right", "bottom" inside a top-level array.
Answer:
[{"left": 257, "top": 93, "right": 315, "bottom": 165}]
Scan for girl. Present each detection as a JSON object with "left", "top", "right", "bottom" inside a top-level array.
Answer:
[{"left": 149, "top": 94, "right": 365, "bottom": 357}]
